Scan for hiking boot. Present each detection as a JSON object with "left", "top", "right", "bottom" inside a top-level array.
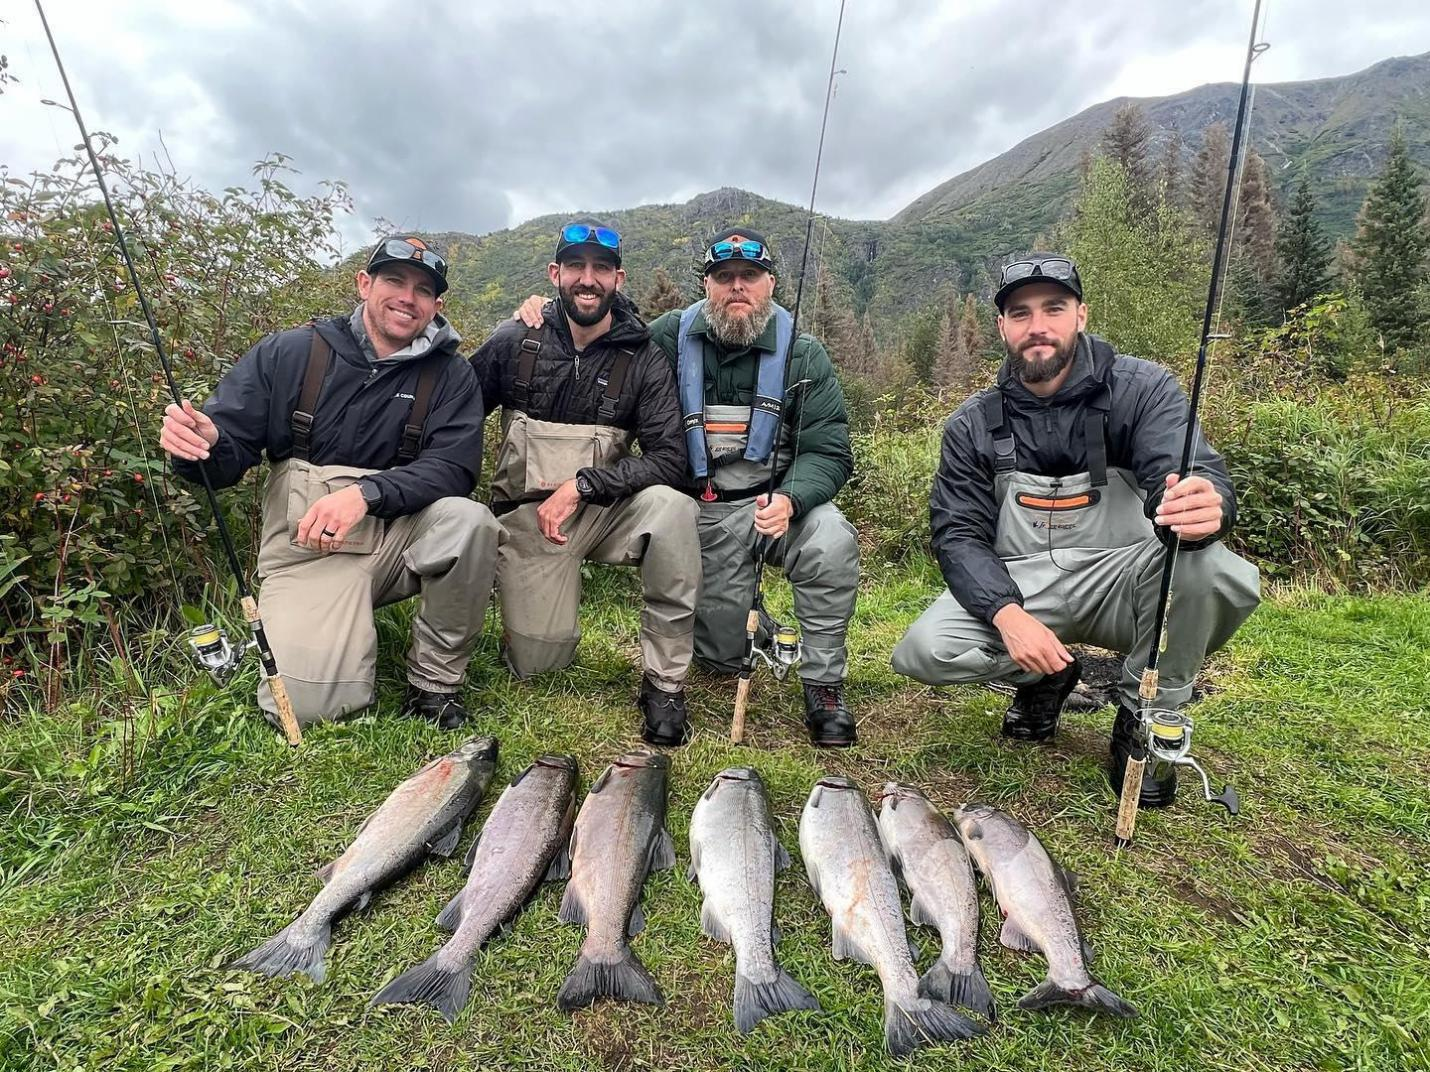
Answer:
[
  {"left": 803, "top": 681, "right": 857, "bottom": 748},
  {"left": 402, "top": 684, "right": 470, "bottom": 731},
  {"left": 1001, "top": 658, "right": 1082, "bottom": 742},
  {"left": 1107, "top": 704, "right": 1177, "bottom": 808},
  {"left": 639, "top": 678, "right": 692, "bottom": 747}
]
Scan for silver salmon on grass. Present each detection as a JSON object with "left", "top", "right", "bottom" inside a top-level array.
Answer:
[
  {"left": 557, "top": 752, "right": 675, "bottom": 1011},
  {"left": 801, "top": 776, "right": 985, "bottom": 1056},
  {"left": 876, "top": 783, "right": 995, "bottom": 1021},
  {"left": 231, "top": 736, "right": 498, "bottom": 983},
  {"left": 689, "top": 767, "right": 820, "bottom": 1033},
  {"left": 370, "top": 754, "right": 578, "bottom": 1020},
  {"left": 954, "top": 802, "right": 1138, "bottom": 1018}
]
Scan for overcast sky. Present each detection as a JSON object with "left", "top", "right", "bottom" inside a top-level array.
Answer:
[{"left": 4, "top": 1, "right": 1429, "bottom": 257}]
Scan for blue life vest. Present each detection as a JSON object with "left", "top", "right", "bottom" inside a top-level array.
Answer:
[{"left": 676, "top": 300, "right": 793, "bottom": 479}]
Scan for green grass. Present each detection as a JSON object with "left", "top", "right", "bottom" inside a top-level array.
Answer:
[{"left": 2, "top": 563, "right": 1428, "bottom": 1071}]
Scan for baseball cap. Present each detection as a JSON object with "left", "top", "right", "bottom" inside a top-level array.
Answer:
[
  {"left": 994, "top": 252, "right": 1083, "bottom": 311},
  {"left": 365, "top": 235, "right": 449, "bottom": 296},
  {"left": 702, "top": 227, "right": 776, "bottom": 275}
]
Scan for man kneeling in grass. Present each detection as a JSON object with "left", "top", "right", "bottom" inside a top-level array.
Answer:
[{"left": 892, "top": 253, "right": 1261, "bottom": 807}]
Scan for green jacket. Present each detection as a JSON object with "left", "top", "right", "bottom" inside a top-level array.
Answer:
[{"left": 648, "top": 304, "right": 853, "bottom": 518}]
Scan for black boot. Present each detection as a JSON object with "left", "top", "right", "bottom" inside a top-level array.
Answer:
[
  {"left": 1001, "top": 658, "right": 1081, "bottom": 741},
  {"left": 803, "top": 682, "right": 857, "bottom": 748},
  {"left": 402, "top": 684, "right": 470, "bottom": 731},
  {"left": 1107, "top": 704, "right": 1177, "bottom": 807},
  {"left": 639, "top": 678, "right": 692, "bottom": 747}
]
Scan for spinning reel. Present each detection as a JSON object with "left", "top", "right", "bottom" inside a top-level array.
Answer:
[
  {"left": 186, "top": 622, "right": 250, "bottom": 684},
  {"left": 1142, "top": 708, "right": 1239, "bottom": 814}
]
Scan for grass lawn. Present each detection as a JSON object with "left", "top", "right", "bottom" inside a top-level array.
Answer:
[{"left": 2, "top": 559, "right": 1427, "bottom": 1071}]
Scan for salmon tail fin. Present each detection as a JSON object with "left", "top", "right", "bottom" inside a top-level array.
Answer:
[
  {"left": 1018, "top": 977, "right": 1139, "bottom": 1018},
  {"left": 884, "top": 996, "right": 985, "bottom": 1056},
  {"left": 229, "top": 919, "right": 329, "bottom": 983},
  {"left": 370, "top": 952, "right": 472, "bottom": 1023},
  {"left": 918, "top": 959, "right": 996, "bottom": 1021},
  {"left": 556, "top": 946, "right": 663, "bottom": 1012},
  {"left": 733, "top": 966, "right": 821, "bottom": 1034}
]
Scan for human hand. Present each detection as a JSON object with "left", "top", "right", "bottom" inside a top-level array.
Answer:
[
  {"left": 1156, "top": 473, "right": 1224, "bottom": 540},
  {"left": 296, "top": 485, "right": 369, "bottom": 552},
  {"left": 514, "top": 294, "right": 547, "bottom": 328},
  {"left": 992, "top": 603, "right": 1074, "bottom": 676},
  {"left": 537, "top": 479, "right": 581, "bottom": 545},
  {"left": 159, "top": 400, "right": 219, "bottom": 461},
  {"left": 753, "top": 492, "right": 795, "bottom": 540}
]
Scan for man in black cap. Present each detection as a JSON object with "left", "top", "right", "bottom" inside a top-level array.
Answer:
[
  {"left": 648, "top": 227, "right": 860, "bottom": 748},
  {"left": 471, "top": 219, "right": 700, "bottom": 745},
  {"left": 160, "top": 235, "right": 500, "bottom": 731},
  {"left": 892, "top": 252, "right": 1260, "bottom": 806}
]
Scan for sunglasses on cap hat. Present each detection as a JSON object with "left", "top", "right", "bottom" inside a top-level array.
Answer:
[
  {"left": 369, "top": 237, "right": 448, "bottom": 279},
  {"left": 999, "top": 257, "right": 1077, "bottom": 289},
  {"left": 704, "top": 240, "right": 769, "bottom": 266},
  {"left": 560, "top": 223, "right": 621, "bottom": 251}
]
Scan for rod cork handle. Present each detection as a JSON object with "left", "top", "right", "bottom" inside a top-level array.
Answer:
[
  {"left": 731, "top": 677, "right": 751, "bottom": 744},
  {"left": 241, "top": 596, "right": 302, "bottom": 747},
  {"left": 1115, "top": 753, "right": 1145, "bottom": 847}
]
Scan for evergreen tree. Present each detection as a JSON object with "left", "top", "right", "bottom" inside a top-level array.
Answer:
[
  {"left": 1189, "top": 123, "right": 1230, "bottom": 237},
  {"left": 1352, "top": 126, "right": 1430, "bottom": 352},
  {"left": 639, "top": 267, "right": 687, "bottom": 319},
  {"left": 811, "top": 267, "right": 878, "bottom": 380},
  {"left": 1235, "top": 148, "right": 1277, "bottom": 278},
  {"left": 1274, "top": 176, "right": 1335, "bottom": 315},
  {"left": 1158, "top": 131, "right": 1184, "bottom": 209},
  {"left": 1102, "top": 104, "right": 1155, "bottom": 216},
  {"left": 958, "top": 292, "right": 985, "bottom": 364},
  {"left": 931, "top": 291, "right": 978, "bottom": 393}
]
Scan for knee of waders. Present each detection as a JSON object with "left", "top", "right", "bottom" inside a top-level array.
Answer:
[
  {"left": 1167, "top": 544, "right": 1262, "bottom": 613},
  {"left": 259, "top": 676, "right": 375, "bottom": 728},
  {"left": 428, "top": 497, "right": 502, "bottom": 544},
  {"left": 501, "top": 630, "right": 579, "bottom": 680},
  {"left": 891, "top": 620, "right": 993, "bottom": 686}
]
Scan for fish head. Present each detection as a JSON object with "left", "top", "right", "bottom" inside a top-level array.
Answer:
[
  {"left": 510, "top": 753, "right": 579, "bottom": 787},
  {"left": 450, "top": 735, "right": 499, "bottom": 766},
  {"left": 954, "top": 802, "right": 1028, "bottom": 858},
  {"left": 805, "top": 774, "right": 859, "bottom": 809},
  {"left": 613, "top": 751, "right": 668, "bottom": 771},
  {"left": 874, "top": 781, "right": 926, "bottom": 813},
  {"left": 701, "top": 766, "right": 762, "bottom": 801}
]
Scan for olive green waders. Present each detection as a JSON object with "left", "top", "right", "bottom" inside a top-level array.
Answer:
[{"left": 255, "top": 458, "right": 502, "bottom": 726}]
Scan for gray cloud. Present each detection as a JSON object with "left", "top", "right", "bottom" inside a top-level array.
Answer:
[{"left": 5, "top": 0, "right": 1430, "bottom": 248}]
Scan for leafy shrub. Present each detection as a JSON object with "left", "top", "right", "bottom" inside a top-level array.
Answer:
[{"left": 0, "top": 145, "right": 352, "bottom": 688}]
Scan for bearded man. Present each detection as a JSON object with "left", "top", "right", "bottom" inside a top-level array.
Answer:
[
  {"left": 891, "top": 253, "right": 1260, "bottom": 807},
  {"left": 470, "top": 220, "right": 700, "bottom": 745},
  {"left": 648, "top": 228, "right": 860, "bottom": 748}
]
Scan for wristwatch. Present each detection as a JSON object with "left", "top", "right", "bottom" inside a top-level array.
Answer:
[
  {"left": 575, "top": 473, "right": 595, "bottom": 500},
  {"left": 357, "top": 479, "right": 383, "bottom": 513}
]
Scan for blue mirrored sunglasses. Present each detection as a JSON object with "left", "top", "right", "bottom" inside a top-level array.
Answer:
[
  {"left": 705, "top": 240, "right": 768, "bottom": 264},
  {"left": 560, "top": 223, "right": 621, "bottom": 250}
]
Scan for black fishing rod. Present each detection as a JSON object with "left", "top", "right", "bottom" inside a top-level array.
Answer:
[
  {"left": 33, "top": 0, "right": 303, "bottom": 745},
  {"left": 1116, "top": 0, "right": 1268, "bottom": 845},
  {"left": 730, "top": 0, "right": 848, "bottom": 744}
]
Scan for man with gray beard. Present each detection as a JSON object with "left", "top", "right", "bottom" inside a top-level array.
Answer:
[
  {"left": 647, "top": 229, "right": 860, "bottom": 748},
  {"left": 892, "top": 253, "right": 1260, "bottom": 808}
]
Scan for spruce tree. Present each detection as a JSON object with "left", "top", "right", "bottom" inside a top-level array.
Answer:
[
  {"left": 1190, "top": 123, "right": 1231, "bottom": 237},
  {"left": 640, "top": 267, "right": 687, "bottom": 319},
  {"left": 1352, "top": 126, "right": 1430, "bottom": 352},
  {"left": 958, "top": 292, "right": 985, "bottom": 364},
  {"left": 1274, "top": 176, "right": 1334, "bottom": 315},
  {"left": 1102, "top": 103, "right": 1156, "bottom": 217},
  {"left": 1235, "top": 148, "right": 1277, "bottom": 278},
  {"left": 1159, "top": 131, "right": 1184, "bottom": 209}
]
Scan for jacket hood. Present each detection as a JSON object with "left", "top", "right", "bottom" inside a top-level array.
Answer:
[{"left": 346, "top": 305, "right": 462, "bottom": 363}]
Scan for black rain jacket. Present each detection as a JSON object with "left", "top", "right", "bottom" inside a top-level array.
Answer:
[
  {"left": 468, "top": 293, "right": 687, "bottom": 507},
  {"left": 931, "top": 333, "right": 1238, "bottom": 625},
  {"left": 171, "top": 313, "right": 483, "bottom": 518}
]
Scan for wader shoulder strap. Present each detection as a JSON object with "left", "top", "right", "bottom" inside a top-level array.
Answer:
[
  {"left": 982, "top": 388, "right": 1016, "bottom": 474},
  {"left": 677, "top": 300, "right": 710, "bottom": 478},
  {"left": 291, "top": 324, "right": 332, "bottom": 462},
  {"left": 397, "top": 363, "right": 440, "bottom": 464},
  {"left": 597, "top": 349, "right": 633, "bottom": 423},
  {"left": 1084, "top": 409, "right": 1108, "bottom": 487},
  {"left": 512, "top": 325, "right": 544, "bottom": 412}
]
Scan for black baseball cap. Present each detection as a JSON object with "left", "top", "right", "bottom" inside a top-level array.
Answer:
[
  {"left": 554, "top": 218, "right": 622, "bottom": 267},
  {"left": 366, "top": 235, "right": 448, "bottom": 296},
  {"left": 994, "top": 252, "right": 1083, "bottom": 311},
  {"left": 702, "top": 227, "right": 776, "bottom": 275}
]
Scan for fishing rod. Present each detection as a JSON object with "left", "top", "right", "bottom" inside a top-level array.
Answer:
[
  {"left": 33, "top": 0, "right": 303, "bottom": 746},
  {"left": 1115, "top": 0, "right": 1269, "bottom": 846},
  {"left": 730, "top": 0, "right": 848, "bottom": 744}
]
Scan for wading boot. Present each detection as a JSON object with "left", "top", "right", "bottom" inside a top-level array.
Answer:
[
  {"left": 1107, "top": 704, "right": 1177, "bottom": 807},
  {"left": 639, "top": 678, "right": 692, "bottom": 747},
  {"left": 402, "top": 684, "right": 470, "bottom": 731},
  {"left": 1001, "top": 658, "right": 1081, "bottom": 741},
  {"left": 803, "top": 681, "right": 857, "bottom": 748}
]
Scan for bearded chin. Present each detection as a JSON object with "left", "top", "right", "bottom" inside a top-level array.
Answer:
[
  {"left": 1008, "top": 334, "right": 1077, "bottom": 384},
  {"left": 560, "top": 287, "right": 615, "bottom": 328},
  {"left": 705, "top": 293, "right": 775, "bottom": 348}
]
